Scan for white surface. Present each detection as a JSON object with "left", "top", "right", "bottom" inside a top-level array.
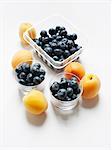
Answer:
[{"left": 0, "top": 2, "right": 111, "bottom": 149}]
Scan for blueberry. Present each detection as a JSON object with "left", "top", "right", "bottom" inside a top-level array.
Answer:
[
  {"left": 67, "top": 87, "right": 74, "bottom": 97},
  {"left": 67, "top": 40, "right": 74, "bottom": 49},
  {"left": 19, "top": 79, "right": 26, "bottom": 85},
  {"left": 54, "top": 49, "right": 63, "bottom": 56},
  {"left": 72, "top": 33, "right": 77, "bottom": 40},
  {"left": 42, "top": 37, "right": 49, "bottom": 44},
  {"left": 15, "top": 66, "right": 23, "bottom": 74},
  {"left": 67, "top": 34, "right": 73, "bottom": 40},
  {"left": 39, "top": 68, "right": 46, "bottom": 75},
  {"left": 49, "top": 28, "right": 56, "bottom": 35},
  {"left": 40, "top": 74, "right": 45, "bottom": 81},
  {"left": 19, "top": 72, "right": 26, "bottom": 79},
  {"left": 72, "top": 94, "right": 77, "bottom": 100},
  {"left": 70, "top": 47, "right": 78, "bottom": 54},
  {"left": 40, "top": 30, "right": 47, "bottom": 37},
  {"left": 58, "top": 41, "right": 66, "bottom": 50},
  {"left": 50, "top": 82, "right": 60, "bottom": 93},
  {"left": 74, "top": 88, "right": 81, "bottom": 94},
  {"left": 56, "top": 26, "right": 61, "bottom": 31},
  {"left": 61, "top": 38, "right": 68, "bottom": 43},
  {"left": 52, "top": 39, "right": 57, "bottom": 43},
  {"left": 57, "top": 89, "right": 67, "bottom": 100},
  {"left": 68, "top": 80, "right": 79, "bottom": 90},
  {"left": 52, "top": 35, "right": 57, "bottom": 39},
  {"left": 32, "top": 63, "right": 41, "bottom": 69},
  {"left": 56, "top": 36, "right": 62, "bottom": 41},
  {"left": 60, "top": 78, "right": 68, "bottom": 88},
  {"left": 60, "top": 30, "right": 67, "bottom": 36},
  {"left": 63, "top": 50, "right": 71, "bottom": 58},
  {"left": 53, "top": 56, "right": 59, "bottom": 61},
  {"left": 33, "top": 76, "right": 42, "bottom": 85},
  {"left": 26, "top": 73, "right": 33, "bottom": 82},
  {"left": 44, "top": 47, "right": 52, "bottom": 55},
  {"left": 21, "top": 63, "right": 30, "bottom": 73},
  {"left": 31, "top": 66, "right": 40, "bottom": 76},
  {"left": 50, "top": 42, "right": 57, "bottom": 49}
]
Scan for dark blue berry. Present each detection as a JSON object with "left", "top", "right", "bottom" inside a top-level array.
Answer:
[
  {"left": 21, "top": 63, "right": 30, "bottom": 73},
  {"left": 72, "top": 94, "right": 77, "bottom": 100},
  {"left": 32, "top": 63, "right": 41, "bottom": 69},
  {"left": 40, "top": 30, "right": 47, "bottom": 37},
  {"left": 60, "top": 30, "right": 67, "bottom": 36},
  {"left": 33, "top": 76, "right": 41, "bottom": 85},
  {"left": 63, "top": 50, "right": 71, "bottom": 58},
  {"left": 58, "top": 41, "right": 66, "bottom": 50},
  {"left": 42, "top": 37, "right": 49, "bottom": 44},
  {"left": 50, "top": 42, "right": 57, "bottom": 49},
  {"left": 19, "top": 79, "right": 26, "bottom": 85},
  {"left": 67, "top": 40, "right": 74, "bottom": 49},
  {"left": 49, "top": 28, "right": 56, "bottom": 35},
  {"left": 67, "top": 87, "right": 74, "bottom": 97},
  {"left": 26, "top": 73, "right": 33, "bottom": 82},
  {"left": 15, "top": 66, "right": 22, "bottom": 74},
  {"left": 56, "top": 36, "right": 62, "bottom": 41},
  {"left": 57, "top": 89, "right": 67, "bottom": 100},
  {"left": 50, "top": 82, "right": 60, "bottom": 93},
  {"left": 53, "top": 56, "right": 59, "bottom": 61},
  {"left": 44, "top": 47, "right": 52, "bottom": 55},
  {"left": 72, "top": 33, "right": 77, "bottom": 40},
  {"left": 19, "top": 72, "right": 26, "bottom": 79},
  {"left": 39, "top": 69, "right": 46, "bottom": 75},
  {"left": 54, "top": 49, "right": 63, "bottom": 56},
  {"left": 56, "top": 26, "right": 61, "bottom": 31},
  {"left": 40, "top": 74, "right": 45, "bottom": 81}
]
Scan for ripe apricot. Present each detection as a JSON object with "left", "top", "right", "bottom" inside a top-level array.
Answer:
[
  {"left": 81, "top": 74, "right": 101, "bottom": 99},
  {"left": 23, "top": 90, "right": 48, "bottom": 115},
  {"left": 64, "top": 62, "right": 85, "bottom": 80},
  {"left": 19, "top": 23, "right": 36, "bottom": 45},
  {"left": 11, "top": 50, "right": 33, "bottom": 69}
]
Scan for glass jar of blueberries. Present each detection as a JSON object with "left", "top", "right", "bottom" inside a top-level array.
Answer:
[
  {"left": 14, "top": 60, "right": 46, "bottom": 94},
  {"left": 50, "top": 72, "right": 83, "bottom": 111}
]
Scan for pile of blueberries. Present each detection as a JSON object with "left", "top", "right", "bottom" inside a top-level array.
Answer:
[
  {"left": 33, "top": 26, "right": 82, "bottom": 62},
  {"left": 15, "top": 62, "right": 46, "bottom": 86},
  {"left": 50, "top": 77, "right": 81, "bottom": 101}
]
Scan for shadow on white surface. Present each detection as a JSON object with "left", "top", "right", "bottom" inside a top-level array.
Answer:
[
  {"left": 51, "top": 102, "right": 80, "bottom": 121},
  {"left": 25, "top": 111, "right": 47, "bottom": 126},
  {"left": 81, "top": 95, "right": 99, "bottom": 109}
]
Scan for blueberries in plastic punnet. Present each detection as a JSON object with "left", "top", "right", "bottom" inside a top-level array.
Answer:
[
  {"left": 50, "top": 76, "right": 81, "bottom": 101},
  {"left": 33, "top": 26, "right": 82, "bottom": 61},
  {"left": 15, "top": 62, "right": 46, "bottom": 86}
]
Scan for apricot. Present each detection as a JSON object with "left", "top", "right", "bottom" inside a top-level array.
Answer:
[
  {"left": 19, "top": 23, "right": 36, "bottom": 45},
  {"left": 81, "top": 74, "right": 101, "bottom": 99},
  {"left": 23, "top": 90, "right": 48, "bottom": 115},
  {"left": 11, "top": 50, "right": 33, "bottom": 69},
  {"left": 64, "top": 62, "right": 85, "bottom": 80}
]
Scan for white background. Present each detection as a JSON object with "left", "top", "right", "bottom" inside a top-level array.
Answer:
[{"left": 0, "top": 1, "right": 111, "bottom": 150}]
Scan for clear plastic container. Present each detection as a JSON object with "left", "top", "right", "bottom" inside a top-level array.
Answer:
[
  {"left": 24, "top": 15, "right": 84, "bottom": 71},
  {"left": 13, "top": 60, "right": 47, "bottom": 95},
  {"left": 49, "top": 72, "right": 83, "bottom": 111}
]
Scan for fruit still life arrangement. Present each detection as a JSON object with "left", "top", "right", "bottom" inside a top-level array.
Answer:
[{"left": 11, "top": 21, "right": 101, "bottom": 116}]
